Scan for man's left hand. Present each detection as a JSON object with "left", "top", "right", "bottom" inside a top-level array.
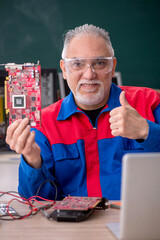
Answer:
[{"left": 109, "top": 91, "right": 149, "bottom": 140}]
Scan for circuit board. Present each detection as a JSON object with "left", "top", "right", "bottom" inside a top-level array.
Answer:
[
  {"left": 4, "top": 62, "right": 41, "bottom": 127},
  {"left": 49, "top": 197, "right": 108, "bottom": 222},
  {"left": 53, "top": 196, "right": 104, "bottom": 211}
]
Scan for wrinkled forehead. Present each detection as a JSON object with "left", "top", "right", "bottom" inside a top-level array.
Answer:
[{"left": 65, "top": 35, "right": 114, "bottom": 58}]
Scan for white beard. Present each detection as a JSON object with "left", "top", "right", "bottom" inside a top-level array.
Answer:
[{"left": 69, "top": 80, "right": 106, "bottom": 106}]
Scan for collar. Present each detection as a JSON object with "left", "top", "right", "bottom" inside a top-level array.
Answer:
[
  {"left": 101, "top": 82, "right": 122, "bottom": 113},
  {"left": 57, "top": 83, "right": 122, "bottom": 121}
]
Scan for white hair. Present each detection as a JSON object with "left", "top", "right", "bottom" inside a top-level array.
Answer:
[{"left": 61, "top": 24, "right": 115, "bottom": 58}]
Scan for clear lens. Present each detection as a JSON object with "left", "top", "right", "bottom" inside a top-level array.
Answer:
[{"left": 64, "top": 57, "right": 113, "bottom": 75}]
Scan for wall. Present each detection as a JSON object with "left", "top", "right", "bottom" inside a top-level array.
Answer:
[{"left": 0, "top": 0, "right": 160, "bottom": 88}]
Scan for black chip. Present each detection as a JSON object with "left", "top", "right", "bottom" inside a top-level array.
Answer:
[
  {"left": 13, "top": 96, "right": 25, "bottom": 108},
  {"left": 12, "top": 115, "right": 16, "bottom": 119},
  {"left": 31, "top": 107, "right": 36, "bottom": 111},
  {"left": 31, "top": 97, "right": 36, "bottom": 101}
]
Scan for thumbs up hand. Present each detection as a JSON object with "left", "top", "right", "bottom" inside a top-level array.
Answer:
[{"left": 109, "top": 91, "right": 149, "bottom": 140}]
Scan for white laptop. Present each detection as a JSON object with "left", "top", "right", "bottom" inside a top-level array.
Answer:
[{"left": 107, "top": 153, "right": 160, "bottom": 240}]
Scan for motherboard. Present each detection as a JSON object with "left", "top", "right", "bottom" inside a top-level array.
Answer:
[{"left": 4, "top": 62, "right": 41, "bottom": 127}]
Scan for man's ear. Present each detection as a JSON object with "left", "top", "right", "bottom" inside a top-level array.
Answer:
[
  {"left": 60, "top": 59, "right": 67, "bottom": 80},
  {"left": 112, "top": 57, "right": 117, "bottom": 77}
]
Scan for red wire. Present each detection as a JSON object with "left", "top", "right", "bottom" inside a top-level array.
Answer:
[
  {"left": 7, "top": 198, "right": 32, "bottom": 219},
  {"left": 0, "top": 191, "right": 55, "bottom": 220},
  {"left": 0, "top": 191, "right": 24, "bottom": 200},
  {"left": 28, "top": 195, "right": 55, "bottom": 204}
]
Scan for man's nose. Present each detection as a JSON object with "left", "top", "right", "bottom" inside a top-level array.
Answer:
[{"left": 82, "top": 65, "right": 96, "bottom": 79}]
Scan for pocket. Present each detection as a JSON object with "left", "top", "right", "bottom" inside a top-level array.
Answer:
[{"left": 53, "top": 143, "right": 79, "bottom": 161}]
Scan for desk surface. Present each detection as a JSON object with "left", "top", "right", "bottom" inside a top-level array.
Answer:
[{"left": 0, "top": 204, "right": 119, "bottom": 240}]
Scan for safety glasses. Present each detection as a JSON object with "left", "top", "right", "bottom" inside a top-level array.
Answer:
[{"left": 63, "top": 57, "right": 114, "bottom": 75}]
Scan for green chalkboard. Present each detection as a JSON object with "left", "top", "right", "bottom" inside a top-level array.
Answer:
[{"left": 0, "top": 0, "right": 160, "bottom": 88}]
